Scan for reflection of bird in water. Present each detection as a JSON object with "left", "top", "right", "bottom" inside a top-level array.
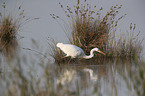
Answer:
[
  {"left": 56, "top": 43, "right": 105, "bottom": 59},
  {"left": 57, "top": 70, "right": 76, "bottom": 85},
  {"left": 57, "top": 68, "right": 98, "bottom": 86},
  {"left": 83, "top": 68, "right": 98, "bottom": 81}
]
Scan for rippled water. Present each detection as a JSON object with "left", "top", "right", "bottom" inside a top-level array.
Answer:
[{"left": 0, "top": 56, "right": 145, "bottom": 96}]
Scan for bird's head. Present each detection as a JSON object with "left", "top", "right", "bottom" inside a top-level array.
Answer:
[
  {"left": 56, "top": 43, "right": 63, "bottom": 48},
  {"left": 93, "top": 48, "right": 105, "bottom": 55}
]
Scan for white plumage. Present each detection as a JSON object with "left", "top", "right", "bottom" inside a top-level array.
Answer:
[{"left": 56, "top": 43, "right": 105, "bottom": 59}]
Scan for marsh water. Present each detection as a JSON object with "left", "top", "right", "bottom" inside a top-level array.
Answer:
[{"left": 0, "top": 0, "right": 145, "bottom": 96}]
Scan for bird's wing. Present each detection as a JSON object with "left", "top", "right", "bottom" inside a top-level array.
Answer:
[
  {"left": 73, "top": 45, "right": 86, "bottom": 56},
  {"left": 61, "top": 44, "right": 85, "bottom": 57}
]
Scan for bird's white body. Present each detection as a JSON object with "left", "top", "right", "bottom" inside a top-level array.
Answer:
[
  {"left": 56, "top": 43, "right": 105, "bottom": 59},
  {"left": 57, "top": 43, "right": 85, "bottom": 58}
]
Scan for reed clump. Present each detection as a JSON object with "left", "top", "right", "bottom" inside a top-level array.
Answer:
[
  {"left": 107, "top": 23, "right": 143, "bottom": 58},
  {"left": 50, "top": 0, "right": 143, "bottom": 63},
  {"left": 0, "top": 2, "right": 32, "bottom": 60},
  {"left": 0, "top": 16, "right": 19, "bottom": 59},
  {"left": 0, "top": 2, "right": 20, "bottom": 60}
]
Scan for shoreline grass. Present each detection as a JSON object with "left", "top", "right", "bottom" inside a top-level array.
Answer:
[{"left": 50, "top": 0, "right": 143, "bottom": 63}]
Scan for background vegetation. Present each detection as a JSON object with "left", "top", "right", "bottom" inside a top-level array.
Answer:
[{"left": 50, "top": 0, "right": 143, "bottom": 63}]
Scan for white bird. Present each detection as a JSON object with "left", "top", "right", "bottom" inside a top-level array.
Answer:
[{"left": 56, "top": 43, "right": 105, "bottom": 59}]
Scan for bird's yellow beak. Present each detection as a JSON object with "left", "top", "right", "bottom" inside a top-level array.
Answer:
[{"left": 98, "top": 50, "right": 106, "bottom": 55}]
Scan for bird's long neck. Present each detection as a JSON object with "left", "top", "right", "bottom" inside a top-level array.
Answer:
[{"left": 83, "top": 49, "right": 95, "bottom": 59}]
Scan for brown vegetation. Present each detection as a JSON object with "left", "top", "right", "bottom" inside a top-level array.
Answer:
[
  {"left": 50, "top": 0, "right": 143, "bottom": 63},
  {"left": 0, "top": 16, "right": 18, "bottom": 59}
]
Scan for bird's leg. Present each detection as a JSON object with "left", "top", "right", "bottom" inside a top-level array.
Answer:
[
  {"left": 61, "top": 55, "right": 70, "bottom": 59},
  {"left": 63, "top": 54, "right": 70, "bottom": 58},
  {"left": 64, "top": 55, "right": 68, "bottom": 58}
]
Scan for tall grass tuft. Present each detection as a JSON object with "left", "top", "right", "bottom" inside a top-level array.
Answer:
[
  {"left": 0, "top": 15, "right": 19, "bottom": 59},
  {"left": 50, "top": 0, "right": 143, "bottom": 63},
  {"left": 0, "top": 2, "right": 22, "bottom": 60},
  {"left": 107, "top": 23, "right": 143, "bottom": 58},
  {"left": 0, "top": 2, "right": 38, "bottom": 60},
  {"left": 68, "top": 3, "right": 123, "bottom": 56}
]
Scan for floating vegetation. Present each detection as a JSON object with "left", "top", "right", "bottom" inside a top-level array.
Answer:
[{"left": 50, "top": 0, "right": 143, "bottom": 63}]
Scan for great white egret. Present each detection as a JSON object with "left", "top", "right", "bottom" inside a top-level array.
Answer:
[{"left": 56, "top": 43, "right": 105, "bottom": 59}]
